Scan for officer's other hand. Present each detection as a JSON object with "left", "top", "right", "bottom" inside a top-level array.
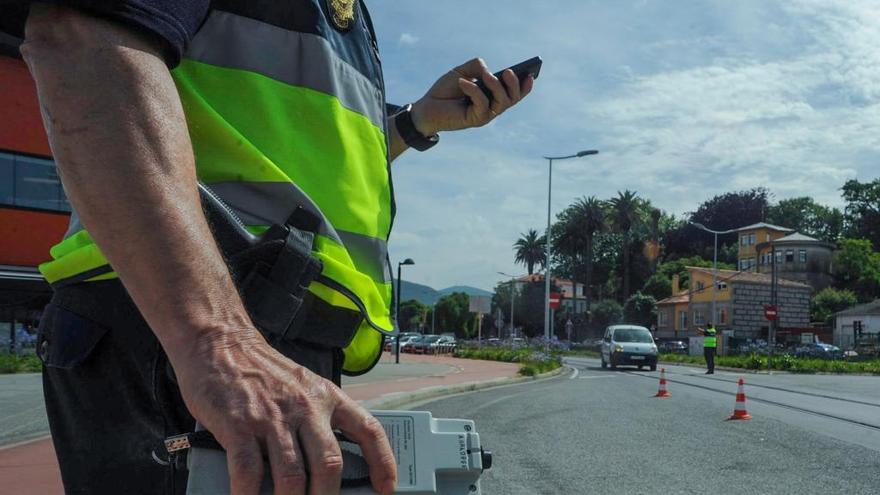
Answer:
[
  {"left": 174, "top": 330, "right": 397, "bottom": 495},
  {"left": 410, "top": 57, "right": 534, "bottom": 135}
]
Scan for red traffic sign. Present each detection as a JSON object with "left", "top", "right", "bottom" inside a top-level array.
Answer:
[
  {"left": 548, "top": 292, "right": 562, "bottom": 309},
  {"left": 764, "top": 305, "right": 778, "bottom": 321}
]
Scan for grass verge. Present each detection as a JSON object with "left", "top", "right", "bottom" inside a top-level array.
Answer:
[
  {"left": 454, "top": 347, "right": 562, "bottom": 377},
  {"left": 659, "top": 352, "right": 880, "bottom": 375},
  {"left": 0, "top": 353, "right": 42, "bottom": 374}
]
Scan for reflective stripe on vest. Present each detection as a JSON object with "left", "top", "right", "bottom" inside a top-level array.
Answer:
[
  {"left": 38, "top": 7, "right": 393, "bottom": 374},
  {"left": 704, "top": 328, "right": 717, "bottom": 348}
]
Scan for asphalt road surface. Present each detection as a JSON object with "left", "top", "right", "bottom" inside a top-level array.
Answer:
[{"left": 419, "top": 357, "right": 880, "bottom": 495}]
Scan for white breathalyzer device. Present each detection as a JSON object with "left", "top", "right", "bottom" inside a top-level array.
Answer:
[{"left": 171, "top": 410, "right": 492, "bottom": 495}]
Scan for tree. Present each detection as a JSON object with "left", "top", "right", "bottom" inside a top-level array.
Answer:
[
  {"left": 834, "top": 238, "right": 880, "bottom": 302},
  {"left": 667, "top": 188, "right": 771, "bottom": 263},
  {"left": 842, "top": 178, "right": 880, "bottom": 249},
  {"left": 433, "top": 292, "right": 474, "bottom": 338},
  {"left": 641, "top": 273, "right": 672, "bottom": 301},
  {"left": 592, "top": 299, "right": 623, "bottom": 330},
  {"left": 810, "top": 288, "right": 858, "bottom": 323},
  {"left": 767, "top": 197, "right": 843, "bottom": 242},
  {"left": 609, "top": 190, "right": 643, "bottom": 301},
  {"left": 398, "top": 299, "right": 427, "bottom": 332},
  {"left": 553, "top": 196, "right": 608, "bottom": 313},
  {"left": 513, "top": 229, "right": 546, "bottom": 275},
  {"left": 623, "top": 293, "right": 657, "bottom": 328}
]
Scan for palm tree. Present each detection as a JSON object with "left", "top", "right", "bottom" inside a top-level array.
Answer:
[
  {"left": 555, "top": 197, "right": 607, "bottom": 315},
  {"left": 514, "top": 229, "right": 546, "bottom": 275},
  {"left": 609, "top": 190, "right": 643, "bottom": 301}
]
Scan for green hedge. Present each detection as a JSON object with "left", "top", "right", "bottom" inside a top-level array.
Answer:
[
  {"left": 0, "top": 353, "right": 42, "bottom": 374},
  {"left": 658, "top": 352, "right": 880, "bottom": 375},
  {"left": 454, "top": 348, "right": 562, "bottom": 376}
]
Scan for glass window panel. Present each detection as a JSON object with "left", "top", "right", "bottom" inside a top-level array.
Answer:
[{"left": 0, "top": 152, "right": 14, "bottom": 205}]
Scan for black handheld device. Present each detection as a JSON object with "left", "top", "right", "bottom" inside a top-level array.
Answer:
[{"left": 474, "top": 56, "right": 542, "bottom": 102}]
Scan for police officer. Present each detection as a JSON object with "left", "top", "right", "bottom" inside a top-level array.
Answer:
[
  {"left": 697, "top": 322, "right": 718, "bottom": 374},
  {"left": 3, "top": 1, "right": 534, "bottom": 494}
]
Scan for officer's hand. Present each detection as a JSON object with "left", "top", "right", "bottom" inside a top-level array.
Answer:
[
  {"left": 410, "top": 57, "right": 534, "bottom": 135},
  {"left": 174, "top": 330, "right": 397, "bottom": 495}
]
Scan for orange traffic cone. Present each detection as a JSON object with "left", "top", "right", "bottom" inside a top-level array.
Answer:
[
  {"left": 727, "top": 377, "right": 753, "bottom": 420},
  {"left": 654, "top": 368, "right": 671, "bottom": 398}
]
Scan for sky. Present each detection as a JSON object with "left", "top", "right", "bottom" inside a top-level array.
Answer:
[{"left": 369, "top": 0, "right": 880, "bottom": 292}]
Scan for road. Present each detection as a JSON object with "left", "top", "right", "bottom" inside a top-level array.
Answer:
[
  {"left": 418, "top": 357, "right": 880, "bottom": 494},
  {"left": 0, "top": 373, "right": 48, "bottom": 447}
]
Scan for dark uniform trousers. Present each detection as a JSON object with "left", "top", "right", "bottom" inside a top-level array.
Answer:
[
  {"left": 704, "top": 346, "right": 716, "bottom": 373},
  {"left": 37, "top": 280, "right": 342, "bottom": 495}
]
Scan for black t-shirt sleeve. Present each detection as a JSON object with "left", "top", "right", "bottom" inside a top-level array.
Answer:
[{"left": 0, "top": 0, "right": 211, "bottom": 67}]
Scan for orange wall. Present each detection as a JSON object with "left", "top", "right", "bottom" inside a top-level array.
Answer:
[
  {"left": 0, "top": 55, "right": 51, "bottom": 157},
  {"left": 0, "top": 206, "right": 68, "bottom": 266}
]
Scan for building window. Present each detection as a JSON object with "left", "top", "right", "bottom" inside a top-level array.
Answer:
[
  {"left": 0, "top": 151, "right": 70, "bottom": 212},
  {"left": 766, "top": 234, "right": 771, "bottom": 242},
  {"left": 785, "top": 250, "right": 794, "bottom": 263},
  {"left": 799, "top": 250, "right": 807, "bottom": 263},
  {"left": 716, "top": 281, "right": 728, "bottom": 290},
  {"left": 694, "top": 310, "right": 705, "bottom": 326},
  {"left": 718, "top": 308, "right": 728, "bottom": 325},
  {"left": 679, "top": 311, "right": 687, "bottom": 329},
  {"left": 696, "top": 281, "right": 705, "bottom": 292},
  {"left": 775, "top": 251, "right": 783, "bottom": 264},
  {"left": 749, "top": 233, "right": 756, "bottom": 245},
  {"left": 741, "top": 235, "right": 748, "bottom": 246},
  {"left": 659, "top": 310, "right": 669, "bottom": 327}
]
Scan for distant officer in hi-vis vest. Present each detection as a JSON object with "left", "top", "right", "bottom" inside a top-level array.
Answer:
[
  {"left": 3, "top": 1, "right": 535, "bottom": 493},
  {"left": 697, "top": 322, "right": 718, "bottom": 374}
]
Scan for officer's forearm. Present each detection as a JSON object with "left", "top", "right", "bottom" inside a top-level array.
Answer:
[
  {"left": 388, "top": 113, "right": 410, "bottom": 161},
  {"left": 23, "top": 6, "right": 255, "bottom": 360}
]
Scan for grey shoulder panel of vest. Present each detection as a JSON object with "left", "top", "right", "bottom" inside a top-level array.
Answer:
[{"left": 207, "top": 0, "right": 382, "bottom": 85}]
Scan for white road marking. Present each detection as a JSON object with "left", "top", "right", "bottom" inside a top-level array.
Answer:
[
  {"left": 569, "top": 367, "right": 580, "bottom": 380},
  {"left": 578, "top": 375, "right": 616, "bottom": 379}
]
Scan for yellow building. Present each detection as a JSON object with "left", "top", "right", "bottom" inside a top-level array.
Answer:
[{"left": 735, "top": 222, "right": 793, "bottom": 272}]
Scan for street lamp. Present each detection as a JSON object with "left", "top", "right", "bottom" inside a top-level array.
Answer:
[
  {"left": 498, "top": 271, "right": 522, "bottom": 338},
  {"left": 543, "top": 150, "right": 598, "bottom": 350},
  {"left": 689, "top": 222, "right": 736, "bottom": 332},
  {"left": 395, "top": 258, "right": 415, "bottom": 364}
]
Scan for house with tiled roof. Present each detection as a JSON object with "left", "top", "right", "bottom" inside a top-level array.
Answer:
[
  {"left": 832, "top": 299, "right": 880, "bottom": 348},
  {"left": 656, "top": 266, "right": 812, "bottom": 343}
]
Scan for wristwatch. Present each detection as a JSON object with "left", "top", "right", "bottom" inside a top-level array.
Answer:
[{"left": 395, "top": 103, "right": 439, "bottom": 151}]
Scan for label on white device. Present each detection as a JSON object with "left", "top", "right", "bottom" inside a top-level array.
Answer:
[{"left": 381, "top": 415, "right": 417, "bottom": 487}]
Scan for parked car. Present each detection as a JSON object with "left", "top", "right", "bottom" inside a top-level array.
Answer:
[
  {"left": 432, "top": 336, "right": 457, "bottom": 354},
  {"left": 412, "top": 335, "right": 442, "bottom": 354},
  {"left": 601, "top": 325, "right": 658, "bottom": 371},
  {"left": 384, "top": 332, "right": 421, "bottom": 352},
  {"left": 401, "top": 335, "right": 425, "bottom": 353},
  {"left": 661, "top": 340, "right": 689, "bottom": 354},
  {"left": 794, "top": 343, "right": 843, "bottom": 360}
]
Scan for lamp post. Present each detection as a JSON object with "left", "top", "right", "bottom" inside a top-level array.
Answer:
[
  {"left": 690, "top": 222, "right": 736, "bottom": 334},
  {"left": 498, "top": 271, "right": 521, "bottom": 339},
  {"left": 395, "top": 258, "right": 415, "bottom": 364},
  {"left": 543, "top": 150, "right": 598, "bottom": 351}
]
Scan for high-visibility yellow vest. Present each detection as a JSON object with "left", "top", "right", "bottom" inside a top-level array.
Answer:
[
  {"left": 704, "top": 327, "right": 717, "bottom": 348},
  {"left": 38, "top": 3, "right": 394, "bottom": 374}
]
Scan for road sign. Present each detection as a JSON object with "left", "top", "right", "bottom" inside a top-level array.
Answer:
[
  {"left": 469, "top": 295, "right": 491, "bottom": 315},
  {"left": 764, "top": 304, "right": 778, "bottom": 321},
  {"left": 548, "top": 292, "right": 561, "bottom": 309}
]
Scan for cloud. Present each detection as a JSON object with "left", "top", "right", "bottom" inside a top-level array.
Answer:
[
  {"left": 398, "top": 32, "right": 419, "bottom": 45},
  {"left": 371, "top": 0, "right": 880, "bottom": 291}
]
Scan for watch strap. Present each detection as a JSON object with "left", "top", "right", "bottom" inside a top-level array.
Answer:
[{"left": 395, "top": 103, "right": 438, "bottom": 151}]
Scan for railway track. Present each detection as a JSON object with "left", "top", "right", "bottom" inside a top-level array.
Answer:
[{"left": 564, "top": 356, "right": 880, "bottom": 432}]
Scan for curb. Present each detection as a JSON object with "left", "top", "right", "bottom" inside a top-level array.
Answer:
[{"left": 362, "top": 365, "right": 566, "bottom": 410}]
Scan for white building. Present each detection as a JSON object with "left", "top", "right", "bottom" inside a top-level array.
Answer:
[{"left": 833, "top": 299, "right": 880, "bottom": 348}]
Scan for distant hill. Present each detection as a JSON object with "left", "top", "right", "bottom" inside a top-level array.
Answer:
[
  {"left": 438, "top": 285, "right": 492, "bottom": 297},
  {"left": 399, "top": 280, "right": 441, "bottom": 305},
  {"left": 398, "top": 281, "right": 492, "bottom": 305}
]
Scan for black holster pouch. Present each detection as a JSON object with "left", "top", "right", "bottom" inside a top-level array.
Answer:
[{"left": 197, "top": 183, "right": 362, "bottom": 379}]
